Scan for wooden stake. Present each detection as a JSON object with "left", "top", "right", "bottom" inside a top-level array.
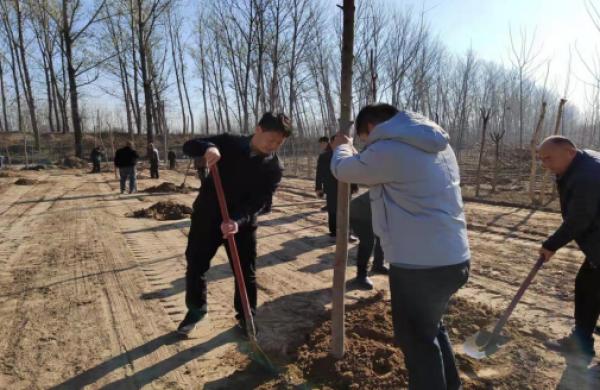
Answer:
[{"left": 331, "top": 0, "right": 355, "bottom": 359}]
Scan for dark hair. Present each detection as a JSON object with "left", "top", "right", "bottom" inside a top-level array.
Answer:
[
  {"left": 329, "top": 135, "right": 336, "bottom": 143},
  {"left": 258, "top": 112, "right": 293, "bottom": 137},
  {"left": 318, "top": 136, "right": 329, "bottom": 143},
  {"left": 542, "top": 135, "right": 577, "bottom": 149},
  {"left": 354, "top": 103, "right": 399, "bottom": 135}
]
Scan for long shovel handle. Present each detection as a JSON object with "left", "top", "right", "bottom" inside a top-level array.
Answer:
[
  {"left": 489, "top": 256, "right": 545, "bottom": 340},
  {"left": 181, "top": 158, "right": 193, "bottom": 187},
  {"left": 210, "top": 164, "right": 257, "bottom": 340}
]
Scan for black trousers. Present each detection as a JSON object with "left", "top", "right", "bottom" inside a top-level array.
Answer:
[
  {"left": 92, "top": 160, "right": 101, "bottom": 173},
  {"left": 350, "top": 218, "right": 384, "bottom": 276},
  {"left": 185, "top": 216, "right": 257, "bottom": 319},
  {"left": 150, "top": 162, "right": 159, "bottom": 179},
  {"left": 325, "top": 190, "right": 337, "bottom": 235},
  {"left": 574, "top": 259, "right": 600, "bottom": 350},
  {"left": 389, "top": 261, "right": 470, "bottom": 390},
  {"left": 169, "top": 160, "right": 176, "bottom": 170}
]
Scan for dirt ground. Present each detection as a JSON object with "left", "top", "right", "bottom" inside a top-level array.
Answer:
[{"left": 0, "top": 166, "right": 598, "bottom": 389}]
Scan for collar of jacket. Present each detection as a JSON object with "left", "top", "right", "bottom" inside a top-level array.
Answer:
[
  {"left": 557, "top": 150, "right": 583, "bottom": 183},
  {"left": 245, "top": 135, "right": 274, "bottom": 161}
]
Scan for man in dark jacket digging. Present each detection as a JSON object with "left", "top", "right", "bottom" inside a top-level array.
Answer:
[
  {"left": 177, "top": 113, "right": 292, "bottom": 337},
  {"left": 349, "top": 191, "right": 388, "bottom": 290},
  {"left": 538, "top": 136, "right": 600, "bottom": 364}
]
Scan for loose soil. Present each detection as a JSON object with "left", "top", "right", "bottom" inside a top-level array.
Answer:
[
  {"left": 143, "top": 181, "right": 196, "bottom": 194},
  {"left": 59, "top": 155, "right": 88, "bottom": 169},
  {"left": 258, "top": 292, "right": 556, "bottom": 390},
  {"left": 0, "top": 171, "right": 19, "bottom": 178},
  {"left": 13, "top": 178, "right": 38, "bottom": 185},
  {"left": 129, "top": 200, "right": 193, "bottom": 220}
]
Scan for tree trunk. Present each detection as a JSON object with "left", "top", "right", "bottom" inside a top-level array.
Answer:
[
  {"left": 540, "top": 98, "right": 567, "bottom": 204},
  {"left": 0, "top": 58, "right": 9, "bottom": 132},
  {"left": 62, "top": 1, "right": 84, "bottom": 158},
  {"left": 331, "top": 0, "right": 354, "bottom": 360},
  {"left": 475, "top": 108, "right": 491, "bottom": 197},
  {"left": 137, "top": 0, "right": 154, "bottom": 145},
  {"left": 528, "top": 101, "right": 547, "bottom": 204},
  {"left": 15, "top": 0, "right": 40, "bottom": 149}
]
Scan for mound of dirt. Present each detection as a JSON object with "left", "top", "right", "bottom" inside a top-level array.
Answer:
[
  {"left": 259, "top": 292, "right": 556, "bottom": 390},
  {"left": 129, "top": 201, "right": 192, "bottom": 220},
  {"left": 14, "top": 178, "right": 39, "bottom": 185},
  {"left": 143, "top": 181, "right": 194, "bottom": 194},
  {"left": 20, "top": 164, "right": 46, "bottom": 171},
  {"left": 60, "top": 155, "right": 88, "bottom": 169}
]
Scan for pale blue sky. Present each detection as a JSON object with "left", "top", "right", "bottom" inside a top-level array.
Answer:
[{"left": 397, "top": 0, "right": 600, "bottom": 108}]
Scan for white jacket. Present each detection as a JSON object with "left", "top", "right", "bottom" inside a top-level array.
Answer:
[{"left": 331, "top": 111, "right": 470, "bottom": 267}]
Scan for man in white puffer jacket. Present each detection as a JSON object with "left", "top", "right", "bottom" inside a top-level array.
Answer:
[{"left": 331, "top": 103, "right": 471, "bottom": 390}]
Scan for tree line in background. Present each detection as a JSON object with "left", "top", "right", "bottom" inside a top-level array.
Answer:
[{"left": 0, "top": 0, "right": 600, "bottom": 165}]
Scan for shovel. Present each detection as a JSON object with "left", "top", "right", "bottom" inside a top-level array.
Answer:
[
  {"left": 179, "top": 158, "right": 193, "bottom": 189},
  {"left": 209, "top": 164, "right": 277, "bottom": 372},
  {"left": 463, "top": 255, "right": 545, "bottom": 359}
]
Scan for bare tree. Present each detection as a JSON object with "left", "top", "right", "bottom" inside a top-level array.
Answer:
[{"left": 509, "top": 26, "right": 541, "bottom": 149}]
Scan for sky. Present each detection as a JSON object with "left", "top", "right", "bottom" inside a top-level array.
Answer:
[
  {"left": 85, "top": 0, "right": 600, "bottom": 127},
  {"left": 398, "top": 0, "right": 600, "bottom": 109}
]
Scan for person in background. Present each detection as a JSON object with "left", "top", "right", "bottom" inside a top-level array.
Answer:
[
  {"left": 90, "top": 146, "right": 104, "bottom": 173},
  {"left": 315, "top": 136, "right": 329, "bottom": 212},
  {"left": 331, "top": 103, "right": 470, "bottom": 390},
  {"left": 349, "top": 191, "right": 388, "bottom": 290},
  {"left": 114, "top": 141, "right": 139, "bottom": 194},
  {"left": 149, "top": 143, "right": 160, "bottom": 179},
  {"left": 168, "top": 150, "right": 177, "bottom": 170},
  {"left": 538, "top": 136, "right": 600, "bottom": 366},
  {"left": 315, "top": 135, "right": 357, "bottom": 242},
  {"left": 177, "top": 113, "right": 292, "bottom": 337}
]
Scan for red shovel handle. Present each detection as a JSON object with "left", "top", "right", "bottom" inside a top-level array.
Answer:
[{"left": 210, "top": 164, "right": 256, "bottom": 339}]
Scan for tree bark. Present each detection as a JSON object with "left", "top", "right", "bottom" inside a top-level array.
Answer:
[{"left": 331, "top": 0, "right": 354, "bottom": 360}]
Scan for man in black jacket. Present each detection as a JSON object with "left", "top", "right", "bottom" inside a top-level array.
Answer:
[
  {"left": 315, "top": 136, "right": 357, "bottom": 241},
  {"left": 538, "top": 136, "right": 600, "bottom": 363},
  {"left": 114, "top": 141, "right": 139, "bottom": 194},
  {"left": 90, "top": 146, "right": 104, "bottom": 173},
  {"left": 177, "top": 113, "right": 292, "bottom": 336}
]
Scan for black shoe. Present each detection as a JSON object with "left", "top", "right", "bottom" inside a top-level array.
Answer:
[
  {"left": 348, "top": 234, "right": 358, "bottom": 243},
  {"left": 350, "top": 276, "right": 374, "bottom": 290},
  {"left": 371, "top": 264, "right": 389, "bottom": 275},
  {"left": 545, "top": 333, "right": 595, "bottom": 362},
  {"left": 320, "top": 205, "right": 327, "bottom": 212},
  {"left": 329, "top": 232, "right": 336, "bottom": 238},
  {"left": 177, "top": 309, "right": 206, "bottom": 336}
]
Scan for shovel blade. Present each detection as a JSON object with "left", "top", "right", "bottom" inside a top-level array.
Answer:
[{"left": 463, "top": 329, "right": 511, "bottom": 360}]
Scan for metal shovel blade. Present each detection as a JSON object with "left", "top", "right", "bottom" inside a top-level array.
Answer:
[{"left": 463, "top": 328, "right": 511, "bottom": 359}]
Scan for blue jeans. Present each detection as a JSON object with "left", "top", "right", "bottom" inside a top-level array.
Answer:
[
  {"left": 119, "top": 166, "right": 137, "bottom": 193},
  {"left": 389, "top": 261, "right": 470, "bottom": 390}
]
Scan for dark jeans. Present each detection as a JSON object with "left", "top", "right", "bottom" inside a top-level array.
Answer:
[
  {"left": 169, "top": 160, "right": 176, "bottom": 170},
  {"left": 350, "top": 218, "right": 384, "bottom": 276},
  {"left": 389, "top": 261, "right": 470, "bottom": 390},
  {"left": 118, "top": 166, "right": 137, "bottom": 193},
  {"left": 574, "top": 259, "right": 600, "bottom": 351},
  {"left": 92, "top": 160, "right": 101, "bottom": 173},
  {"left": 150, "top": 162, "right": 159, "bottom": 179},
  {"left": 325, "top": 190, "right": 337, "bottom": 235},
  {"left": 185, "top": 216, "right": 257, "bottom": 319}
]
